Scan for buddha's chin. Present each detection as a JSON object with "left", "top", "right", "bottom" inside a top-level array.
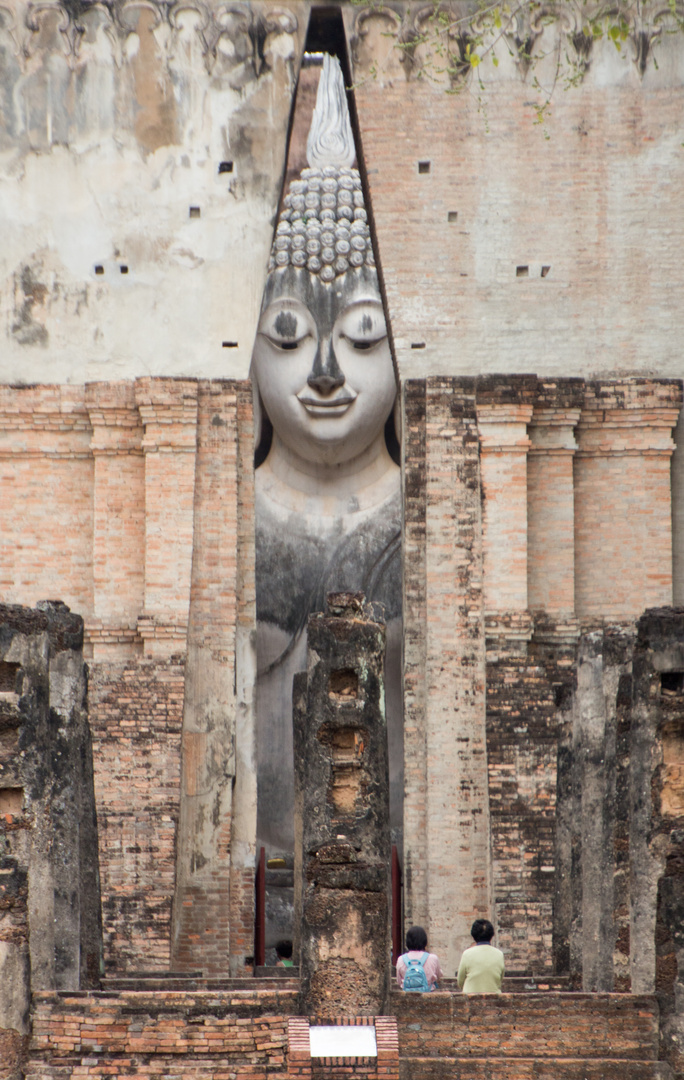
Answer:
[{"left": 278, "top": 426, "right": 386, "bottom": 470}]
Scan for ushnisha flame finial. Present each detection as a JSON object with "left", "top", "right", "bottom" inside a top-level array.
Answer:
[
  {"left": 269, "top": 53, "right": 374, "bottom": 283},
  {"left": 306, "top": 53, "right": 355, "bottom": 170}
]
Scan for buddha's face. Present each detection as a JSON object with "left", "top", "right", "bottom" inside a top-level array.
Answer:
[{"left": 252, "top": 265, "right": 397, "bottom": 467}]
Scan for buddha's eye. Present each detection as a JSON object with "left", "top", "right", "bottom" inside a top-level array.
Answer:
[
  {"left": 266, "top": 335, "right": 307, "bottom": 351},
  {"left": 259, "top": 306, "right": 313, "bottom": 352},
  {"left": 351, "top": 337, "right": 384, "bottom": 351}
]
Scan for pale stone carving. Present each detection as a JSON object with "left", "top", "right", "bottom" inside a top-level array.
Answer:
[{"left": 251, "top": 55, "right": 402, "bottom": 871}]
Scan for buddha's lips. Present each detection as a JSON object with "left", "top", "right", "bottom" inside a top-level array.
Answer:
[{"left": 297, "top": 392, "right": 356, "bottom": 411}]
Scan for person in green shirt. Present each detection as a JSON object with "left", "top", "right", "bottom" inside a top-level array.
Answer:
[
  {"left": 275, "top": 940, "right": 294, "bottom": 968},
  {"left": 457, "top": 919, "right": 505, "bottom": 994}
]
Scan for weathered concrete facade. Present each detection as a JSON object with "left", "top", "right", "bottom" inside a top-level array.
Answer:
[{"left": 2, "top": 1, "right": 684, "bottom": 1075}]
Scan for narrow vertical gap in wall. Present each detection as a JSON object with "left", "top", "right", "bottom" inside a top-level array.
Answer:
[{"left": 304, "top": 6, "right": 401, "bottom": 394}]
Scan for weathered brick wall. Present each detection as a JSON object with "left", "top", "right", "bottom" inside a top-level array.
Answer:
[
  {"left": 88, "top": 659, "right": 185, "bottom": 973},
  {"left": 402, "top": 378, "right": 490, "bottom": 976},
  {"left": 391, "top": 992, "right": 659, "bottom": 1061},
  {"left": 347, "top": 6, "right": 684, "bottom": 383},
  {"left": 28, "top": 991, "right": 297, "bottom": 1079},
  {"left": 486, "top": 658, "right": 559, "bottom": 974},
  {"left": 0, "top": 387, "right": 94, "bottom": 618},
  {"left": 172, "top": 380, "right": 257, "bottom": 976},
  {"left": 574, "top": 382, "right": 680, "bottom": 621}
]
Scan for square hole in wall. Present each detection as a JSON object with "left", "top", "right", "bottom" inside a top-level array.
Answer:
[
  {"left": 94, "top": 265, "right": 104, "bottom": 275},
  {"left": 418, "top": 161, "right": 431, "bottom": 174},
  {"left": 0, "top": 662, "right": 19, "bottom": 693},
  {"left": 218, "top": 161, "right": 234, "bottom": 174},
  {"left": 662, "top": 672, "right": 684, "bottom": 694},
  {"left": 329, "top": 668, "right": 359, "bottom": 701},
  {"left": 516, "top": 265, "right": 529, "bottom": 277},
  {"left": 541, "top": 265, "right": 551, "bottom": 277},
  {"left": 448, "top": 211, "right": 458, "bottom": 222},
  {"left": 0, "top": 788, "right": 23, "bottom": 815},
  {"left": 120, "top": 265, "right": 129, "bottom": 274},
  {"left": 189, "top": 206, "right": 201, "bottom": 219}
]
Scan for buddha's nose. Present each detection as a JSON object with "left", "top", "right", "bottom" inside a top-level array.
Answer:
[{"left": 307, "top": 337, "right": 345, "bottom": 395}]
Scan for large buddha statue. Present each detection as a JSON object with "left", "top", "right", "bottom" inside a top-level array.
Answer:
[{"left": 251, "top": 55, "right": 402, "bottom": 867}]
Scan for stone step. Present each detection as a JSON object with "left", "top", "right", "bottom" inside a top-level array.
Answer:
[
  {"left": 400, "top": 1058, "right": 673, "bottom": 1080},
  {"left": 441, "top": 976, "right": 572, "bottom": 993},
  {"left": 100, "top": 976, "right": 298, "bottom": 991}
]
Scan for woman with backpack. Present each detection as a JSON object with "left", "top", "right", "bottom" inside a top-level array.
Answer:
[{"left": 396, "top": 926, "right": 443, "bottom": 992}]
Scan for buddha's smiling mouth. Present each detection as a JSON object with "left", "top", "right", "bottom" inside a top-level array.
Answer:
[{"left": 297, "top": 391, "right": 357, "bottom": 413}]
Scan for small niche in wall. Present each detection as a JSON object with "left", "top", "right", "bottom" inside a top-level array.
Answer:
[
  {"left": 662, "top": 671, "right": 684, "bottom": 694},
  {"left": 94, "top": 265, "right": 104, "bottom": 275},
  {"left": 120, "top": 265, "right": 129, "bottom": 274},
  {"left": 411, "top": 342, "right": 426, "bottom": 350},
  {"left": 418, "top": 161, "right": 431, "bottom": 174},
  {"left": 218, "top": 161, "right": 233, "bottom": 174},
  {"left": 189, "top": 206, "right": 201, "bottom": 219},
  {"left": 0, "top": 788, "right": 23, "bottom": 815},
  {"left": 448, "top": 211, "right": 458, "bottom": 222},
  {"left": 329, "top": 668, "right": 359, "bottom": 701},
  {"left": 0, "top": 661, "right": 19, "bottom": 693},
  {"left": 516, "top": 265, "right": 529, "bottom": 277},
  {"left": 541, "top": 265, "right": 551, "bottom": 278},
  {"left": 222, "top": 341, "right": 238, "bottom": 349}
]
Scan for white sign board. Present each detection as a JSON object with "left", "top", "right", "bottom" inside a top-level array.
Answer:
[{"left": 308, "top": 1025, "right": 378, "bottom": 1058}]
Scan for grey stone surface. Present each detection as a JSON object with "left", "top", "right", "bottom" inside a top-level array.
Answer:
[
  {"left": 294, "top": 593, "right": 391, "bottom": 1016},
  {"left": 0, "top": 600, "right": 102, "bottom": 1023}
]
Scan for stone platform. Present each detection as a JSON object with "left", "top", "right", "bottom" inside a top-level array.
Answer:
[{"left": 25, "top": 989, "right": 669, "bottom": 1080}]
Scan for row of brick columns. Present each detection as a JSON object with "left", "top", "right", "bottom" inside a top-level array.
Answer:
[{"left": 479, "top": 380, "right": 681, "bottom": 648}]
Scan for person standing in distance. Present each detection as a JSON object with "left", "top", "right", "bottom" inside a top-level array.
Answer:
[
  {"left": 396, "top": 925, "right": 443, "bottom": 992},
  {"left": 457, "top": 919, "right": 505, "bottom": 994}
]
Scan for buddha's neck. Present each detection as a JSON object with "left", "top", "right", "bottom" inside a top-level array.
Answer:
[{"left": 258, "top": 432, "right": 399, "bottom": 514}]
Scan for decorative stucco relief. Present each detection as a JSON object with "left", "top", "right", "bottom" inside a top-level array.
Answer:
[{"left": 349, "top": 2, "right": 684, "bottom": 87}]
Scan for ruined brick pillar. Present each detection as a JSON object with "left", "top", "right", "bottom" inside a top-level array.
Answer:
[
  {"left": 476, "top": 382, "right": 534, "bottom": 653},
  {"left": 403, "top": 378, "right": 491, "bottom": 976},
  {"left": 135, "top": 378, "right": 198, "bottom": 658},
  {"left": 527, "top": 380, "right": 582, "bottom": 635},
  {"left": 294, "top": 593, "right": 390, "bottom": 1017},
  {"left": 86, "top": 382, "right": 144, "bottom": 660},
  {"left": 574, "top": 380, "right": 682, "bottom": 620},
  {"left": 0, "top": 600, "right": 102, "bottom": 1073},
  {"left": 171, "top": 381, "right": 256, "bottom": 975}
]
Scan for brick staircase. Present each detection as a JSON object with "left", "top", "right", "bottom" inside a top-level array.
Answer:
[{"left": 25, "top": 981, "right": 672, "bottom": 1080}]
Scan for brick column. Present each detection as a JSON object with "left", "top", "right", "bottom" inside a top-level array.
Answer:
[
  {"left": 135, "top": 379, "right": 198, "bottom": 658},
  {"left": 171, "top": 381, "right": 256, "bottom": 975},
  {"left": 527, "top": 382, "right": 582, "bottom": 629},
  {"left": 375, "top": 1016, "right": 399, "bottom": 1080},
  {"left": 403, "top": 378, "right": 490, "bottom": 976},
  {"left": 288, "top": 1017, "right": 312, "bottom": 1080},
  {"left": 86, "top": 382, "right": 144, "bottom": 660},
  {"left": 476, "top": 389, "right": 533, "bottom": 653},
  {"left": 574, "top": 381, "right": 682, "bottom": 621}
]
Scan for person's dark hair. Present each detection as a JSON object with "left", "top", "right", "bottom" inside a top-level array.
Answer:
[
  {"left": 471, "top": 918, "right": 494, "bottom": 943},
  {"left": 275, "top": 940, "right": 293, "bottom": 959},
  {"left": 405, "top": 925, "right": 428, "bottom": 951}
]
